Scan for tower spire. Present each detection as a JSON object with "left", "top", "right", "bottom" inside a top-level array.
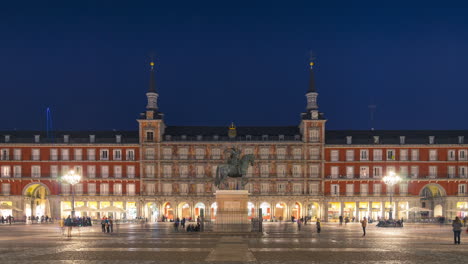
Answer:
[
  {"left": 302, "top": 58, "right": 321, "bottom": 120},
  {"left": 308, "top": 61, "right": 316, "bottom": 93},
  {"left": 148, "top": 61, "right": 157, "bottom": 93},
  {"left": 146, "top": 60, "right": 159, "bottom": 111}
]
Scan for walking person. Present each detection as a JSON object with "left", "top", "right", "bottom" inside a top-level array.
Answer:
[
  {"left": 174, "top": 217, "right": 180, "bottom": 232},
  {"left": 452, "top": 216, "right": 462, "bottom": 244},
  {"left": 101, "top": 217, "right": 106, "bottom": 233},
  {"left": 339, "top": 215, "right": 343, "bottom": 226},
  {"left": 297, "top": 218, "right": 302, "bottom": 231},
  {"left": 65, "top": 215, "right": 73, "bottom": 238},
  {"left": 360, "top": 217, "right": 368, "bottom": 237},
  {"left": 109, "top": 218, "right": 113, "bottom": 233},
  {"left": 316, "top": 218, "right": 321, "bottom": 233}
]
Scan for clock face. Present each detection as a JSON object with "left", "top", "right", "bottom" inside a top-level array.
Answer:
[{"left": 312, "top": 111, "right": 319, "bottom": 119}]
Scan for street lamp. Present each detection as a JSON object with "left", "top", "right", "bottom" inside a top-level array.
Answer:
[
  {"left": 62, "top": 170, "right": 81, "bottom": 218},
  {"left": 383, "top": 171, "right": 401, "bottom": 220}
]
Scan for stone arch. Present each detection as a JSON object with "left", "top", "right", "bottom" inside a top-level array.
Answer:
[
  {"left": 259, "top": 202, "right": 271, "bottom": 220},
  {"left": 23, "top": 182, "right": 51, "bottom": 197},
  {"left": 274, "top": 201, "right": 288, "bottom": 220},
  {"left": 194, "top": 202, "right": 206, "bottom": 218},
  {"left": 178, "top": 202, "right": 191, "bottom": 219},
  {"left": 162, "top": 202, "right": 174, "bottom": 220},
  {"left": 22, "top": 183, "right": 52, "bottom": 219},
  {"left": 418, "top": 183, "right": 447, "bottom": 197},
  {"left": 144, "top": 202, "right": 160, "bottom": 222}
]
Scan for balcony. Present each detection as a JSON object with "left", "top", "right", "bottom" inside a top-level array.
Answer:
[
  {"left": 31, "top": 155, "right": 40, "bottom": 161},
  {"left": 50, "top": 155, "right": 58, "bottom": 161},
  {"left": 0, "top": 155, "right": 9, "bottom": 161},
  {"left": 13, "top": 155, "right": 21, "bottom": 161}
]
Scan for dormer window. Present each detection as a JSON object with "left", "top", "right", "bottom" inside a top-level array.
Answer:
[
  {"left": 196, "top": 135, "right": 202, "bottom": 141},
  {"left": 459, "top": 136, "right": 464, "bottom": 144},
  {"left": 146, "top": 131, "right": 154, "bottom": 142},
  {"left": 116, "top": 135, "right": 122, "bottom": 143},
  {"left": 346, "top": 136, "right": 352, "bottom": 145},
  {"left": 400, "top": 136, "right": 405, "bottom": 145},
  {"left": 279, "top": 134, "right": 284, "bottom": 141},
  {"left": 213, "top": 135, "right": 219, "bottom": 140},
  {"left": 262, "top": 135, "right": 268, "bottom": 141},
  {"left": 34, "top": 135, "right": 40, "bottom": 143},
  {"left": 64, "top": 135, "right": 69, "bottom": 143},
  {"left": 90, "top": 135, "right": 95, "bottom": 143},
  {"left": 373, "top": 136, "right": 379, "bottom": 144},
  {"left": 429, "top": 136, "right": 435, "bottom": 144},
  {"left": 165, "top": 135, "right": 172, "bottom": 141},
  {"left": 181, "top": 135, "right": 187, "bottom": 140},
  {"left": 246, "top": 135, "right": 252, "bottom": 141},
  {"left": 294, "top": 135, "right": 300, "bottom": 141},
  {"left": 4, "top": 135, "right": 10, "bottom": 143}
]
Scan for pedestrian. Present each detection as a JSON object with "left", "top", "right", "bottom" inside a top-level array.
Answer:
[
  {"left": 297, "top": 218, "right": 302, "bottom": 231},
  {"left": 174, "top": 217, "right": 180, "bottom": 231},
  {"left": 452, "top": 216, "right": 462, "bottom": 244},
  {"left": 65, "top": 215, "right": 73, "bottom": 237},
  {"left": 345, "top": 216, "right": 349, "bottom": 226},
  {"left": 109, "top": 218, "right": 113, "bottom": 233},
  {"left": 316, "top": 218, "right": 321, "bottom": 233},
  {"left": 59, "top": 218, "right": 65, "bottom": 236},
  {"left": 360, "top": 217, "right": 368, "bottom": 237},
  {"left": 463, "top": 216, "right": 467, "bottom": 227},
  {"left": 101, "top": 217, "right": 106, "bottom": 233},
  {"left": 339, "top": 215, "right": 343, "bottom": 226},
  {"left": 105, "top": 218, "right": 110, "bottom": 233},
  {"left": 181, "top": 217, "right": 186, "bottom": 229}
]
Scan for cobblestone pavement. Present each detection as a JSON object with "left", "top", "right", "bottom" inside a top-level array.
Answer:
[{"left": 0, "top": 222, "right": 466, "bottom": 263}]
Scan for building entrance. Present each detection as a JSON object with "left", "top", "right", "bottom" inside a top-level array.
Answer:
[{"left": 24, "top": 183, "right": 51, "bottom": 219}]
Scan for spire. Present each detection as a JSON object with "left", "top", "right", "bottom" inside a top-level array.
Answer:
[
  {"left": 307, "top": 61, "right": 316, "bottom": 93},
  {"left": 148, "top": 61, "right": 157, "bottom": 93}
]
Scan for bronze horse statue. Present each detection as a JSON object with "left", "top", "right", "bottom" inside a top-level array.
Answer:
[{"left": 214, "top": 153, "right": 255, "bottom": 189}]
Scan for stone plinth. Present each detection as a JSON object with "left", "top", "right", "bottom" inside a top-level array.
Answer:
[{"left": 214, "top": 190, "right": 250, "bottom": 232}]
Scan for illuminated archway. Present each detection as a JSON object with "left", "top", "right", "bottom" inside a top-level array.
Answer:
[
  {"left": 248, "top": 202, "right": 255, "bottom": 219},
  {"left": 178, "top": 202, "right": 191, "bottom": 219},
  {"left": 260, "top": 202, "right": 271, "bottom": 220},
  {"left": 274, "top": 202, "right": 287, "bottom": 220},
  {"left": 145, "top": 202, "right": 159, "bottom": 222},
  {"left": 211, "top": 202, "right": 217, "bottom": 220},
  {"left": 23, "top": 183, "right": 51, "bottom": 218},
  {"left": 162, "top": 202, "right": 174, "bottom": 220},
  {"left": 291, "top": 202, "right": 302, "bottom": 219},
  {"left": 194, "top": 202, "right": 206, "bottom": 218}
]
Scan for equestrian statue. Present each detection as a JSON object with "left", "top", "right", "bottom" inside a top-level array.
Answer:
[{"left": 214, "top": 147, "right": 255, "bottom": 189}]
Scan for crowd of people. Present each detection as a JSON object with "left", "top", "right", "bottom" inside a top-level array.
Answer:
[
  {"left": 100, "top": 217, "right": 114, "bottom": 233},
  {"left": 1, "top": 215, "right": 14, "bottom": 224}
]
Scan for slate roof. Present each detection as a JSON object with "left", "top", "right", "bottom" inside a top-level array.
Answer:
[{"left": 0, "top": 131, "right": 139, "bottom": 144}]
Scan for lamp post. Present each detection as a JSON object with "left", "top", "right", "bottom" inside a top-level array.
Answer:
[
  {"left": 383, "top": 171, "right": 401, "bottom": 220},
  {"left": 62, "top": 170, "right": 81, "bottom": 218}
]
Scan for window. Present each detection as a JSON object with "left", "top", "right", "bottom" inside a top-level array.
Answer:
[
  {"left": 211, "top": 165, "right": 217, "bottom": 177},
  {"left": 459, "top": 184, "right": 466, "bottom": 195},
  {"left": 50, "top": 165, "right": 58, "bottom": 178},
  {"left": 2, "top": 183, "right": 10, "bottom": 195},
  {"left": 61, "top": 165, "right": 69, "bottom": 176},
  {"left": 13, "top": 165, "right": 21, "bottom": 177},
  {"left": 277, "top": 183, "right": 286, "bottom": 193},
  {"left": 310, "top": 165, "right": 319, "bottom": 178},
  {"left": 410, "top": 166, "right": 419, "bottom": 178},
  {"left": 74, "top": 166, "right": 82, "bottom": 176},
  {"left": 400, "top": 166, "right": 408, "bottom": 178},
  {"left": 309, "top": 128, "right": 320, "bottom": 142},
  {"left": 114, "top": 166, "right": 122, "bottom": 178},
  {"left": 346, "top": 166, "right": 354, "bottom": 179},
  {"left": 429, "top": 150, "right": 438, "bottom": 161},
  {"left": 373, "top": 166, "right": 382, "bottom": 178},
  {"left": 331, "top": 184, "right": 340, "bottom": 196},
  {"left": 373, "top": 149, "right": 382, "bottom": 161},
  {"left": 13, "top": 149, "right": 21, "bottom": 160},
  {"left": 145, "top": 148, "right": 154, "bottom": 160},
  {"left": 386, "top": 166, "right": 395, "bottom": 177},
  {"left": 310, "top": 147, "right": 320, "bottom": 160},
  {"left": 127, "top": 166, "right": 135, "bottom": 178},
  {"left": 126, "top": 149, "right": 135, "bottom": 161},
  {"left": 4, "top": 135, "right": 10, "bottom": 143},
  {"left": 309, "top": 183, "right": 319, "bottom": 195},
  {"left": 100, "top": 183, "right": 109, "bottom": 195},
  {"left": 411, "top": 149, "right": 419, "bottom": 161},
  {"left": 261, "top": 183, "right": 269, "bottom": 193},
  {"left": 146, "top": 131, "right": 154, "bottom": 141},
  {"left": 163, "top": 165, "right": 172, "bottom": 178},
  {"left": 87, "top": 166, "right": 96, "bottom": 178},
  {"left": 89, "top": 135, "right": 95, "bottom": 143},
  {"left": 400, "top": 149, "right": 408, "bottom": 161},
  {"left": 195, "top": 148, "right": 205, "bottom": 159},
  {"left": 179, "top": 148, "right": 188, "bottom": 159},
  {"left": 331, "top": 166, "right": 339, "bottom": 178},
  {"left": 87, "top": 149, "right": 96, "bottom": 161},
  {"left": 162, "top": 148, "right": 172, "bottom": 159},
  {"left": 373, "top": 136, "right": 380, "bottom": 144},
  {"left": 61, "top": 183, "right": 70, "bottom": 194},
  {"left": 360, "top": 166, "right": 369, "bottom": 178},
  {"left": 32, "top": 149, "right": 40, "bottom": 161},
  {"left": 459, "top": 136, "right": 465, "bottom": 144},
  {"left": 196, "top": 165, "right": 204, "bottom": 178},
  {"left": 459, "top": 150, "right": 467, "bottom": 161},
  {"left": 293, "top": 148, "right": 302, "bottom": 159},
  {"left": 1, "top": 166, "right": 10, "bottom": 177},
  {"left": 75, "top": 183, "right": 83, "bottom": 195},
  {"left": 163, "top": 183, "right": 172, "bottom": 194},
  {"left": 331, "top": 150, "right": 339, "bottom": 161},
  {"left": 34, "top": 135, "right": 40, "bottom": 143},
  {"left": 180, "top": 165, "right": 188, "bottom": 178},
  {"left": 292, "top": 165, "right": 301, "bottom": 177},
  {"left": 99, "top": 149, "right": 108, "bottom": 160},
  {"left": 179, "top": 183, "right": 188, "bottom": 194},
  {"left": 63, "top": 135, "right": 69, "bottom": 143},
  {"left": 260, "top": 164, "right": 269, "bottom": 177},
  {"left": 277, "top": 164, "right": 286, "bottom": 177},
  {"left": 32, "top": 166, "right": 41, "bottom": 177},
  {"left": 346, "top": 184, "right": 354, "bottom": 195},
  {"left": 459, "top": 166, "right": 467, "bottom": 178},
  {"left": 244, "top": 148, "right": 254, "bottom": 155},
  {"left": 101, "top": 166, "right": 109, "bottom": 178},
  {"left": 429, "top": 136, "right": 435, "bottom": 144},
  {"left": 61, "top": 149, "right": 69, "bottom": 161},
  {"left": 146, "top": 165, "right": 155, "bottom": 178},
  {"left": 346, "top": 136, "right": 352, "bottom": 144},
  {"left": 429, "top": 166, "right": 437, "bottom": 178},
  {"left": 113, "top": 183, "right": 122, "bottom": 195},
  {"left": 448, "top": 150, "right": 456, "bottom": 161},
  {"left": 400, "top": 136, "right": 405, "bottom": 144},
  {"left": 113, "top": 149, "right": 122, "bottom": 160},
  {"left": 0, "top": 149, "right": 9, "bottom": 160},
  {"left": 211, "top": 148, "right": 221, "bottom": 159},
  {"left": 400, "top": 183, "right": 408, "bottom": 195},
  {"left": 448, "top": 166, "right": 456, "bottom": 178},
  {"left": 360, "top": 150, "right": 369, "bottom": 161},
  {"left": 346, "top": 150, "right": 354, "bottom": 161},
  {"left": 146, "top": 183, "right": 156, "bottom": 195},
  {"left": 293, "top": 184, "right": 302, "bottom": 194},
  {"left": 196, "top": 184, "right": 204, "bottom": 194},
  {"left": 387, "top": 150, "right": 395, "bottom": 160},
  {"left": 373, "top": 184, "right": 381, "bottom": 195},
  {"left": 88, "top": 183, "right": 96, "bottom": 195},
  {"left": 74, "top": 149, "right": 82, "bottom": 161},
  {"left": 360, "top": 183, "right": 368, "bottom": 196}
]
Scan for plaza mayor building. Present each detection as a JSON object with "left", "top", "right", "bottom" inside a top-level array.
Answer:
[{"left": 1, "top": 61, "right": 468, "bottom": 222}]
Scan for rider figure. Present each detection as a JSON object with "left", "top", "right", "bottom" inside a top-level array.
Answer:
[{"left": 227, "top": 148, "right": 241, "bottom": 176}]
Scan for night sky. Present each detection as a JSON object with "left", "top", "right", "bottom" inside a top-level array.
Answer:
[{"left": 2, "top": 1, "right": 468, "bottom": 131}]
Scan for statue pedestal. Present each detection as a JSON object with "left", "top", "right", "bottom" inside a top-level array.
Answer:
[{"left": 214, "top": 190, "right": 250, "bottom": 232}]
